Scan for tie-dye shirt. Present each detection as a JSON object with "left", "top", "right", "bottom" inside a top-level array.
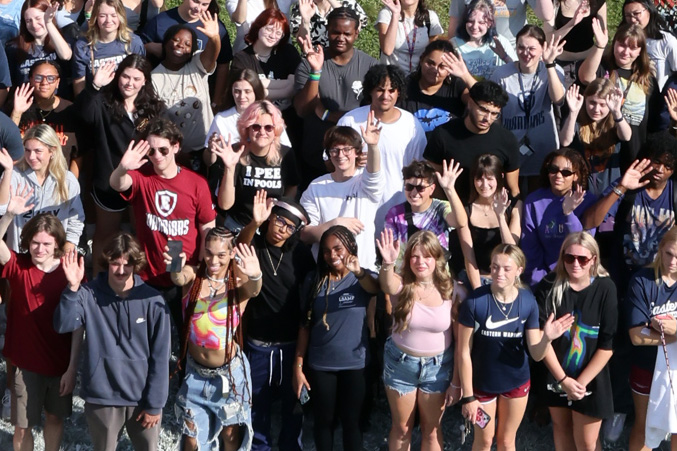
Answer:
[
  {"left": 183, "top": 289, "right": 239, "bottom": 350},
  {"left": 384, "top": 199, "right": 452, "bottom": 267}
]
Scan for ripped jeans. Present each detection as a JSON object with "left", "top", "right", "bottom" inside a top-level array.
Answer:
[{"left": 175, "top": 353, "right": 253, "bottom": 450}]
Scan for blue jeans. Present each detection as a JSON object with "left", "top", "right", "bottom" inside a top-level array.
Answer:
[
  {"left": 245, "top": 340, "right": 302, "bottom": 451},
  {"left": 383, "top": 338, "right": 453, "bottom": 396},
  {"left": 175, "top": 353, "right": 253, "bottom": 450}
]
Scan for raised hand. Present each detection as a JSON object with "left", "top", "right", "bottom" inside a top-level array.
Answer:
[
  {"left": 298, "top": 35, "right": 324, "bottom": 72},
  {"left": 591, "top": 17, "right": 608, "bottom": 49},
  {"left": 344, "top": 254, "right": 361, "bottom": 274},
  {"left": 162, "top": 246, "right": 186, "bottom": 271},
  {"left": 0, "top": 148, "right": 14, "bottom": 172},
  {"left": 606, "top": 87, "right": 624, "bottom": 116},
  {"left": 13, "top": 83, "right": 34, "bottom": 115},
  {"left": 666, "top": 88, "right": 677, "bottom": 123},
  {"left": 360, "top": 109, "right": 382, "bottom": 147},
  {"left": 93, "top": 61, "right": 117, "bottom": 88},
  {"left": 45, "top": 1, "right": 59, "bottom": 23},
  {"left": 620, "top": 159, "right": 652, "bottom": 191},
  {"left": 7, "top": 184, "right": 35, "bottom": 216},
  {"left": 196, "top": 11, "right": 219, "bottom": 41},
  {"left": 210, "top": 134, "right": 243, "bottom": 169},
  {"left": 298, "top": 0, "right": 315, "bottom": 22},
  {"left": 562, "top": 184, "right": 585, "bottom": 215},
  {"left": 252, "top": 189, "right": 274, "bottom": 225},
  {"left": 119, "top": 140, "right": 150, "bottom": 171},
  {"left": 490, "top": 35, "right": 510, "bottom": 61},
  {"left": 62, "top": 250, "right": 85, "bottom": 290},
  {"left": 434, "top": 159, "right": 463, "bottom": 192},
  {"left": 542, "top": 34, "right": 565, "bottom": 64},
  {"left": 376, "top": 228, "right": 400, "bottom": 265},
  {"left": 493, "top": 187, "right": 510, "bottom": 217},
  {"left": 234, "top": 243, "right": 262, "bottom": 279},
  {"left": 565, "top": 84, "right": 584, "bottom": 113},
  {"left": 441, "top": 50, "right": 471, "bottom": 80},
  {"left": 543, "top": 313, "right": 575, "bottom": 341},
  {"left": 381, "top": 0, "right": 401, "bottom": 15},
  {"left": 572, "top": 0, "right": 590, "bottom": 25},
  {"left": 334, "top": 217, "right": 365, "bottom": 235}
]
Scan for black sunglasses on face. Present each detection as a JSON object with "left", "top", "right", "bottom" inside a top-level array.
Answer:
[
  {"left": 148, "top": 147, "right": 171, "bottom": 156},
  {"left": 404, "top": 183, "right": 431, "bottom": 193},
  {"left": 548, "top": 165, "right": 574, "bottom": 177}
]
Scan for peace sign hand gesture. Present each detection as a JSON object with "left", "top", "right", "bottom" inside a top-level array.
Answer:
[{"left": 360, "top": 110, "right": 382, "bottom": 147}]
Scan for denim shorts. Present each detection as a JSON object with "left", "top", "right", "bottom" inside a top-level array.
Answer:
[
  {"left": 382, "top": 338, "right": 453, "bottom": 396},
  {"left": 175, "top": 352, "right": 253, "bottom": 450}
]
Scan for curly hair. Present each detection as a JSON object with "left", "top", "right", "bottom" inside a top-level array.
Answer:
[
  {"left": 392, "top": 231, "right": 453, "bottom": 333},
  {"left": 539, "top": 148, "right": 590, "bottom": 191},
  {"left": 362, "top": 64, "right": 407, "bottom": 105}
]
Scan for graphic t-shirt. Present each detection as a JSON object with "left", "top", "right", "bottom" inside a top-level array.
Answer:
[
  {"left": 625, "top": 267, "right": 677, "bottom": 372},
  {"left": 458, "top": 286, "right": 540, "bottom": 393},
  {"left": 122, "top": 165, "right": 216, "bottom": 287},
  {"left": 72, "top": 35, "right": 146, "bottom": 82},
  {"left": 535, "top": 275, "right": 617, "bottom": 419},
  {"left": 453, "top": 35, "right": 516, "bottom": 81},
  {"left": 302, "top": 271, "right": 374, "bottom": 371},
  {"left": 1, "top": 252, "right": 72, "bottom": 376},
  {"left": 400, "top": 76, "right": 466, "bottom": 135},
  {"left": 449, "top": 0, "right": 534, "bottom": 46},
  {"left": 5, "top": 44, "right": 57, "bottom": 85}
]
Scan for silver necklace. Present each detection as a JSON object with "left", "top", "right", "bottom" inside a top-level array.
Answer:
[
  {"left": 265, "top": 245, "right": 284, "bottom": 276},
  {"left": 491, "top": 290, "right": 515, "bottom": 319},
  {"left": 206, "top": 273, "right": 227, "bottom": 298}
]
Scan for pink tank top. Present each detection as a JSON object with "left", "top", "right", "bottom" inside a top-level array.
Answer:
[
  {"left": 391, "top": 300, "right": 453, "bottom": 356},
  {"left": 183, "top": 290, "right": 239, "bottom": 350}
]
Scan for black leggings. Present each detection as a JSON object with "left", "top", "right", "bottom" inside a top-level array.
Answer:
[{"left": 310, "top": 368, "right": 366, "bottom": 451}]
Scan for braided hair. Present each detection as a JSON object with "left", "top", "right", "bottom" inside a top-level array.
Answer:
[{"left": 307, "top": 226, "right": 358, "bottom": 330}]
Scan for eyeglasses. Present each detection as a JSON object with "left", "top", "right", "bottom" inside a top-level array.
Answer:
[
  {"left": 474, "top": 102, "right": 501, "bottom": 119},
  {"left": 250, "top": 123, "right": 275, "bottom": 133},
  {"left": 32, "top": 74, "right": 58, "bottom": 84},
  {"left": 261, "top": 25, "right": 284, "bottom": 38},
  {"left": 548, "top": 165, "right": 575, "bottom": 177},
  {"left": 148, "top": 147, "right": 171, "bottom": 156},
  {"left": 404, "top": 183, "right": 431, "bottom": 193},
  {"left": 624, "top": 9, "right": 646, "bottom": 20},
  {"left": 273, "top": 216, "right": 297, "bottom": 234},
  {"left": 563, "top": 254, "right": 593, "bottom": 266},
  {"left": 327, "top": 146, "right": 355, "bottom": 157}
]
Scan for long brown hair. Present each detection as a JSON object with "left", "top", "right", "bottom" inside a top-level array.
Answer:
[
  {"left": 577, "top": 78, "right": 619, "bottom": 160},
  {"left": 605, "top": 24, "right": 653, "bottom": 94},
  {"left": 393, "top": 231, "right": 453, "bottom": 333}
]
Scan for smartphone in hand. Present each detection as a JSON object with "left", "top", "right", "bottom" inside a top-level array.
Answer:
[
  {"left": 475, "top": 407, "right": 491, "bottom": 429},
  {"left": 166, "top": 240, "right": 183, "bottom": 273}
]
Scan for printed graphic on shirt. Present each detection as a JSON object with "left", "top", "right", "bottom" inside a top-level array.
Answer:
[
  {"left": 338, "top": 292, "right": 356, "bottom": 308},
  {"left": 652, "top": 300, "right": 677, "bottom": 317},
  {"left": 414, "top": 108, "right": 452, "bottom": 132},
  {"left": 479, "top": 315, "right": 525, "bottom": 338},
  {"left": 351, "top": 80, "right": 363, "bottom": 99},
  {"left": 243, "top": 166, "right": 282, "bottom": 189},
  {"left": 624, "top": 204, "right": 675, "bottom": 267},
  {"left": 563, "top": 310, "right": 599, "bottom": 374},
  {"left": 145, "top": 189, "right": 189, "bottom": 236}
]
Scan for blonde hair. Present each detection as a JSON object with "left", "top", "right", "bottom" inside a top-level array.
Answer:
[
  {"left": 393, "top": 231, "right": 453, "bottom": 333},
  {"left": 19, "top": 124, "right": 69, "bottom": 204},
  {"left": 490, "top": 244, "right": 525, "bottom": 288},
  {"left": 547, "top": 232, "right": 608, "bottom": 314},
  {"left": 651, "top": 226, "right": 677, "bottom": 285},
  {"left": 86, "top": 0, "right": 133, "bottom": 52}
]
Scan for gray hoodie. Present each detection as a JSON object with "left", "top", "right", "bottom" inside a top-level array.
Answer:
[{"left": 54, "top": 273, "right": 170, "bottom": 414}]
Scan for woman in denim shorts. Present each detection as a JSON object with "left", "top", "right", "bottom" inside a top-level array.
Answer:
[
  {"left": 458, "top": 244, "right": 573, "bottom": 450},
  {"left": 165, "top": 227, "right": 263, "bottom": 450},
  {"left": 376, "top": 229, "right": 460, "bottom": 450}
]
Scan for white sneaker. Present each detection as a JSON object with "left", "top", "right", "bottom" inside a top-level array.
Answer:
[{"left": 2, "top": 388, "right": 10, "bottom": 420}]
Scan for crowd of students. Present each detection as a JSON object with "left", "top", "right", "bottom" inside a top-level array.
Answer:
[{"left": 0, "top": 0, "right": 677, "bottom": 450}]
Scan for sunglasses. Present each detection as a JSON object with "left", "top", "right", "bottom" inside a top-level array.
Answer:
[
  {"left": 404, "top": 183, "right": 431, "bottom": 193},
  {"left": 273, "top": 215, "right": 297, "bottom": 234},
  {"left": 548, "top": 165, "right": 575, "bottom": 177},
  {"left": 327, "top": 146, "right": 354, "bottom": 157},
  {"left": 32, "top": 74, "right": 58, "bottom": 84},
  {"left": 148, "top": 147, "right": 171, "bottom": 156},
  {"left": 250, "top": 123, "right": 275, "bottom": 133},
  {"left": 563, "top": 254, "right": 593, "bottom": 266}
]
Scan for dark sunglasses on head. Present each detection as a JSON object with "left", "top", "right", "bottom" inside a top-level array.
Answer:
[
  {"left": 563, "top": 254, "right": 592, "bottom": 266},
  {"left": 250, "top": 123, "right": 275, "bottom": 133},
  {"left": 548, "top": 165, "right": 574, "bottom": 177},
  {"left": 149, "top": 147, "right": 171, "bottom": 156},
  {"left": 404, "top": 183, "right": 431, "bottom": 193}
]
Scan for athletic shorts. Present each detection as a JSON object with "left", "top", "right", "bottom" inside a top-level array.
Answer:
[
  {"left": 474, "top": 380, "right": 531, "bottom": 403},
  {"left": 12, "top": 366, "right": 72, "bottom": 428},
  {"left": 630, "top": 365, "right": 652, "bottom": 396}
]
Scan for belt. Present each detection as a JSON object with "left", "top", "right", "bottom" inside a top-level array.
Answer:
[{"left": 186, "top": 353, "right": 241, "bottom": 378}]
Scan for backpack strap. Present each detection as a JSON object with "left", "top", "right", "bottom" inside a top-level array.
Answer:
[{"left": 403, "top": 202, "right": 420, "bottom": 240}]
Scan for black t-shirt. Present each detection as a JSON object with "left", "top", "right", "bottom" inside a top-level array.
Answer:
[
  {"left": 423, "top": 118, "right": 520, "bottom": 202},
  {"left": 225, "top": 145, "right": 300, "bottom": 226},
  {"left": 534, "top": 274, "right": 618, "bottom": 419},
  {"left": 244, "top": 232, "right": 316, "bottom": 342},
  {"left": 399, "top": 76, "right": 466, "bottom": 136},
  {"left": 231, "top": 43, "right": 301, "bottom": 83},
  {"left": 17, "top": 100, "right": 80, "bottom": 161}
]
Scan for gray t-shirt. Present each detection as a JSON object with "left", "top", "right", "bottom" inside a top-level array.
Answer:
[
  {"left": 490, "top": 61, "right": 564, "bottom": 176},
  {"left": 449, "top": 0, "right": 534, "bottom": 46}
]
